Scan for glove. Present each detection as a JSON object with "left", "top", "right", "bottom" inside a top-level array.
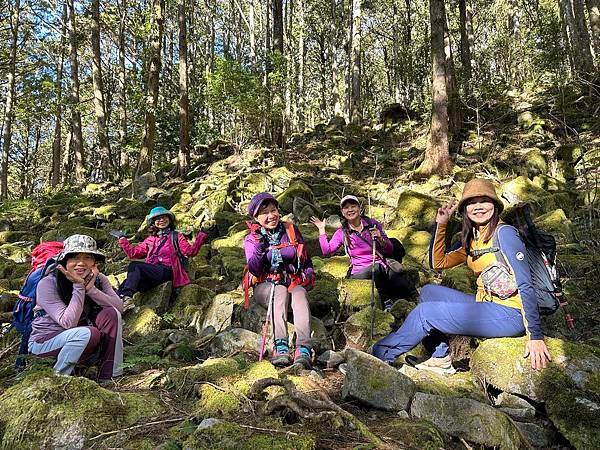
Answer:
[{"left": 109, "top": 230, "right": 126, "bottom": 239}]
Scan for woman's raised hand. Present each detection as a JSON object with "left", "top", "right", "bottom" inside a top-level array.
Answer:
[
  {"left": 57, "top": 265, "right": 86, "bottom": 285},
  {"left": 310, "top": 216, "right": 326, "bottom": 235},
  {"left": 436, "top": 199, "right": 458, "bottom": 224}
]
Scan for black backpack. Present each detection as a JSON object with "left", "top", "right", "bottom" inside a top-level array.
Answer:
[{"left": 170, "top": 231, "right": 190, "bottom": 272}]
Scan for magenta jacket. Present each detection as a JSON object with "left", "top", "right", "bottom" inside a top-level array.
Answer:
[
  {"left": 319, "top": 218, "right": 393, "bottom": 275},
  {"left": 30, "top": 273, "right": 122, "bottom": 344},
  {"left": 119, "top": 231, "right": 207, "bottom": 287}
]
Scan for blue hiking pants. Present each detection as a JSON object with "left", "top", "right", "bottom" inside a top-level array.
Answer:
[{"left": 372, "top": 284, "right": 525, "bottom": 363}]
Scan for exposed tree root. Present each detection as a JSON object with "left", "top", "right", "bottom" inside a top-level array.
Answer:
[{"left": 249, "top": 377, "right": 389, "bottom": 449}]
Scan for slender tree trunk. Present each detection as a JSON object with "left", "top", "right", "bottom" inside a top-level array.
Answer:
[
  {"left": 404, "top": 0, "right": 414, "bottom": 103},
  {"left": 118, "top": 0, "right": 128, "bottom": 170},
  {"left": 272, "top": 0, "right": 284, "bottom": 146},
  {"left": 559, "top": 0, "right": 595, "bottom": 77},
  {"left": 91, "top": 0, "right": 113, "bottom": 171},
  {"left": 572, "top": 0, "right": 595, "bottom": 73},
  {"left": 176, "top": 0, "right": 190, "bottom": 175},
  {"left": 420, "top": 0, "right": 453, "bottom": 176},
  {"left": 52, "top": 0, "right": 67, "bottom": 187},
  {"left": 445, "top": 10, "right": 462, "bottom": 134},
  {"left": 137, "top": 0, "right": 165, "bottom": 177},
  {"left": 558, "top": 0, "right": 576, "bottom": 73},
  {"left": 67, "top": 0, "right": 85, "bottom": 184},
  {"left": 249, "top": 0, "right": 257, "bottom": 68},
  {"left": 349, "top": 0, "right": 362, "bottom": 123},
  {"left": 1, "top": 0, "right": 20, "bottom": 199},
  {"left": 330, "top": 0, "right": 342, "bottom": 117},
  {"left": 459, "top": 0, "right": 472, "bottom": 95},
  {"left": 297, "top": 0, "right": 305, "bottom": 129},
  {"left": 587, "top": 0, "right": 600, "bottom": 56}
]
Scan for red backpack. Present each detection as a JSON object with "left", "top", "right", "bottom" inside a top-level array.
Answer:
[
  {"left": 29, "top": 241, "right": 64, "bottom": 274},
  {"left": 242, "top": 221, "right": 312, "bottom": 309}
]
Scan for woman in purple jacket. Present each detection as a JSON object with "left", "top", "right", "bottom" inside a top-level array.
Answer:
[
  {"left": 116, "top": 206, "right": 207, "bottom": 310},
  {"left": 29, "top": 234, "right": 123, "bottom": 383},
  {"left": 311, "top": 195, "right": 416, "bottom": 311},
  {"left": 244, "top": 192, "right": 315, "bottom": 368}
]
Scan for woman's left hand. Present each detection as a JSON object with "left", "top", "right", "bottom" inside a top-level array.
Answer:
[
  {"left": 85, "top": 267, "right": 99, "bottom": 291},
  {"left": 524, "top": 339, "right": 552, "bottom": 370}
]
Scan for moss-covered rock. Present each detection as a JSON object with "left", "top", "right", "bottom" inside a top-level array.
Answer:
[
  {"left": 386, "top": 228, "right": 431, "bottom": 262},
  {"left": 399, "top": 365, "right": 486, "bottom": 402},
  {"left": 195, "top": 291, "right": 241, "bottom": 333},
  {"left": 307, "top": 274, "right": 340, "bottom": 316},
  {"left": 379, "top": 418, "right": 445, "bottom": 449},
  {"left": 172, "top": 284, "right": 215, "bottom": 325},
  {"left": 182, "top": 421, "right": 315, "bottom": 450},
  {"left": 312, "top": 256, "right": 350, "bottom": 279},
  {"left": 338, "top": 278, "right": 379, "bottom": 310},
  {"left": 0, "top": 371, "right": 164, "bottom": 449},
  {"left": 390, "top": 191, "right": 438, "bottom": 231},
  {"left": 441, "top": 266, "right": 477, "bottom": 294},
  {"left": 0, "top": 243, "right": 30, "bottom": 264},
  {"left": 209, "top": 328, "right": 261, "bottom": 356},
  {"left": 134, "top": 281, "right": 173, "bottom": 314},
  {"left": 276, "top": 181, "right": 314, "bottom": 214},
  {"left": 470, "top": 337, "right": 600, "bottom": 449},
  {"left": 522, "top": 148, "right": 548, "bottom": 176},
  {"left": 343, "top": 307, "right": 394, "bottom": 348},
  {"left": 167, "top": 358, "right": 241, "bottom": 394},
  {"left": 40, "top": 225, "right": 108, "bottom": 246},
  {"left": 534, "top": 208, "right": 574, "bottom": 238},
  {"left": 125, "top": 307, "right": 163, "bottom": 338},
  {"left": 0, "top": 231, "right": 34, "bottom": 244}
]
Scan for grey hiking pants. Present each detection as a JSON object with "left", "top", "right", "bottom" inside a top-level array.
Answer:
[{"left": 253, "top": 282, "right": 312, "bottom": 347}]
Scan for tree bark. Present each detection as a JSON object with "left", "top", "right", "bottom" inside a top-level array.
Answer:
[
  {"left": 1, "top": 0, "right": 20, "bottom": 199},
  {"left": 137, "top": 0, "right": 165, "bottom": 177},
  {"left": 67, "top": 0, "right": 86, "bottom": 184},
  {"left": 297, "top": 0, "right": 305, "bottom": 130},
  {"left": 249, "top": 0, "right": 257, "bottom": 68},
  {"left": 349, "top": 0, "right": 362, "bottom": 123},
  {"left": 51, "top": 0, "right": 67, "bottom": 187},
  {"left": 572, "top": 0, "right": 595, "bottom": 74},
  {"left": 459, "top": 0, "right": 472, "bottom": 95},
  {"left": 271, "top": 0, "right": 284, "bottom": 146},
  {"left": 445, "top": 10, "right": 462, "bottom": 134},
  {"left": 587, "top": 0, "right": 600, "bottom": 56},
  {"left": 118, "top": 0, "right": 128, "bottom": 170},
  {"left": 420, "top": 0, "right": 453, "bottom": 176},
  {"left": 176, "top": 0, "right": 190, "bottom": 175},
  {"left": 559, "top": 0, "right": 595, "bottom": 77},
  {"left": 91, "top": 0, "right": 113, "bottom": 171}
]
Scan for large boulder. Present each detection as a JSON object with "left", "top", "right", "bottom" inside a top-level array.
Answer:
[
  {"left": 410, "top": 393, "right": 526, "bottom": 450},
  {"left": 125, "top": 307, "right": 162, "bottom": 338},
  {"left": 134, "top": 281, "right": 172, "bottom": 314},
  {"left": 534, "top": 208, "right": 574, "bottom": 239},
  {"left": 342, "top": 348, "right": 415, "bottom": 411},
  {"left": 0, "top": 371, "right": 163, "bottom": 449},
  {"left": 209, "top": 328, "right": 261, "bottom": 356},
  {"left": 195, "top": 291, "right": 241, "bottom": 333},
  {"left": 390, "top": 191, "right": 438, "bottom": 231},
  {"left": 399, "top": 365, "right": 486, "bottom": 402},
  {"left": 172, "top": 284, "right": 215, "bottom": 325},
  {"left": 470, "top": 337, "right": 600, "bottom": 449},
  {"left": 338, "top": 278, "right": 379, "bottom": 310},
  {"left": 312, "top": 256, "right": 350, "bottom": 279},
  {"left": 377, "top": 418, "right": 445, "bottom": 449},
  {"left": 343, "top": 307, "right": 394, "bottom": 348}
]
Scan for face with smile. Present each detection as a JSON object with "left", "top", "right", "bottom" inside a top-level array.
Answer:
[
  {"left": 154, "top": 215, "right": 171, "bottom": 229},
  {"left": 65, "top": 253, "right": 96, "bottom": 279},
  {"left": 465, "top": 196, "right": 496, "bottom": 226},
  {"left": 255, "top": 201, "right": 280, "bottom": 230},
  {"left": 341, "top": 201, "right": 361, "bottom": 223}
]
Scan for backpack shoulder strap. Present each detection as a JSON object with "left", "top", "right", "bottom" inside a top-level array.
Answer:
[{"left": 283, "top": 222, "right": 297, "bottom": 246}]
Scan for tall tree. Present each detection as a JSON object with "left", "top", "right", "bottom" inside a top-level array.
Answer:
[
  {"left": 587, "top": 0, "right": 600, "bottom": 56},
  {"left": 67, "top": 0, "right": 86, "bottom": 184},
  {"left": 1, "top": 0, "right": 20, "bottom": 199},
  {"left": 117, "top": 0, "right": 128, "bottom": 169},
  {"left": 91, "top": 0, "right": 113, "bottom": 172},
  {"left": 459, "top": 0, "right": 473, "bottom": 95},
  {"left": 271, "top": 0, "right": 284, "bottom": 146},
  {"left": 349, "top": 0, "right": 362, "bottom": 123},
  {"left": 419, "top": 0, "right": 453, "bottom": 176},
  {"left": 137, "top": 0, "right": 166, "bottom": 177},
  {"left": 559, "top": 0, "right": 595, "bottom": 77},
  {"left": 51, "top": 0, "right": 68, "bottom": 187},
  {"left": 176, "top": 0, "right": 190, "bottom": 175}
]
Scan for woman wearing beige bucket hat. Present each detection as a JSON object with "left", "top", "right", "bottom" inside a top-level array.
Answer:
[
  {"left": 373, "top": 178, "right": 551, "bottom": 374},
  {"left": 28, "top": 234, "right": 124, "bottom": 383}
]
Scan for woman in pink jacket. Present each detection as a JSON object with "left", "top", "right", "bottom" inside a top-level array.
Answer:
[
  {"left": 29, "top": 234, "right": 124, "bottom": 383},
  {"left": 116, "top": 207, "right": 207, "bottom": 310}
]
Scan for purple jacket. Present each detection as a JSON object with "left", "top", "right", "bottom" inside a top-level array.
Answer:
[
  {"left": 319, "top": 218, "right": 393, "bottom": 275},
  {"left": 30, "top": 273, "right": 122, "bottom": 344},
  {"left": 244, "top": 222, "right": 314, "bottom": 284},
  {"left": 119, "top": 231, "right": 207, "bottom": 287}
]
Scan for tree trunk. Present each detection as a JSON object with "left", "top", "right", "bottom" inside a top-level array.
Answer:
[
  {"left": 176, "top": 0, "right": 190, "bottom": 175},
  {"left": 249, "top": 0, "right": 257, "bottom": 68},
  {"left": 118, "top": 0, "right": 128, "bottom": 170},
  {"left": 330, "top": 0, "right": 342, "bottom": 117},
  {"left": 297, "top": 0, "right": 305, "bottom": 130},
  {"left": 445, "top": 10, "right": 462, "bottom": 135},
  {"left": 51, "top": 0, "right": 67, "bottom": 187},
  {"left": 572, "top": 0, "right": 595, "bottom": 74},
  {"left": 137, "top": 0, "right": 165, "bottom": 177},
  {"left": 349, "top": 0, "right": 362, "bottom": 123},
  {"left": 1, "top": 0, "right": 20, "bottom": 199},
  {"left": 559, "top": 0, "right": 595, "bottom": 77},
  {"left": 419, "top": 0, "right": 453, "bottom": 176},
  {"left": 587, "top": 0, "right": 600, "bottom": 56},
  {"left": 459, "top": 0, "right": 472, "bottom": 95},
  {"left": 91, "top": 0, "right": 113, "bottom": 171},
  {"left": 67, "top": 0, "right": 86, "bottom": 184},
  {"left": 272, "top": 0, "right": 284, "bottom": 146}
]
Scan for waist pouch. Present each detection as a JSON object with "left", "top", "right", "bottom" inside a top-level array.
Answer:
[{"left": 480, "top": 262, "right": 518, "bottom": 300}]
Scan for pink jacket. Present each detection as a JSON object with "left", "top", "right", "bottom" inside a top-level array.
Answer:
[{"left": 118, "top": 231, "right": 207, "bottom": 287}]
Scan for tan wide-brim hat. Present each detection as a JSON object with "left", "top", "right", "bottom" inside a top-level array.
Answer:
[{"left": 457, "top": 178, "right": 504, "bottom": 213}]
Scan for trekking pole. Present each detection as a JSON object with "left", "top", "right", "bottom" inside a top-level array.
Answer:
[
  {"left": 368, "top": 156, "right": 379, "bottom": 343},
  {"left": 259, "top": 281, "right": 276, "bottom": 361}
]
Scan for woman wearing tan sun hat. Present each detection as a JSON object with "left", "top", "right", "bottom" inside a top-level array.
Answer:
[{"left": 372, "top": 178, "right": 551, "bottom": 375}]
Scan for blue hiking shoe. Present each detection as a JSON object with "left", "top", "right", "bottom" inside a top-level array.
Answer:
[
  {"left": 271, "top": 339, "right": 291, "bottom": 367},
  {"left": 293, "top": 345, "right": 312, "bottom": 369}
]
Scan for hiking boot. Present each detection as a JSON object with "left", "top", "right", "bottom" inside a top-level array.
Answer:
[
  {"left": 383, "top": 299, "right": 394, "bottom": 312},
  {"left": 414, "top": 355, "right": 456, "bottom": 375},
  {"left": 271, "top": 339, "right": 291, "bottom": 367},
  {"left": 120, "top": 295, "right": 135, "bottom": 312},
  {"left": 293, "top": 345, "right": 312, "bottom": 369}
]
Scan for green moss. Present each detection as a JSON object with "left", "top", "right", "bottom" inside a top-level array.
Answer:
[
  {"left": 172, "top": 284, "right": 215, "bottom": 322},
  {"left": 441, "top": 266, "right": 476, "bottom": 294},
  {"left": 390, "top": 191, "right": 438, "bottom": 231},
  {"left": 183, "top": 421, "right": 315, "bottom": 450},
  {"left": 522, "top": 148, "right": 548, "bottom": 176},
  {"left": 212, "top": 229, "right": 248, "bottom": 251},
  {"left": 386, "top": 229, "right": 431, "bottom": 260},
  {"left": 535, "top": 208, "right": 573, "bottom": 238},
  {"left": 0, "top": 371, "right": 163, "bottom": 449},
  {"left": 308, "top": 274, "right": 340, "bottom": 310},
  {"left": 380, "top": 418, "right": 445, "bottom": 450},
  {"left": 125, "top": 307, "right": 162, "bottom": 338},
  {"left": 313, "top": 256, "right": 350, "bottom": 279},
  {"left": 196, "top": 384, "right": 241, "bottom": 417},
  {"left": 344, "top": 307, "right": 394, "bottom": 347},
  {"left": 276, "top": 181, "right": 314, "bottom": 214},
  {"left": 233, "top": 360, "right": 279, "bottom": 396},
  {"left": 401, "top": 366, "right": 486, "bottom": 402},
  {"left": 338, "top": 279, "right": 379, "bottom": 310}
]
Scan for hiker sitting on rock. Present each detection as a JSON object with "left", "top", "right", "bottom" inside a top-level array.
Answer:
[
  {"left": 372, "top": 179, "right": 552, "bottom": 374},
  {"left": 244, "top": 192, "right": 315, "bottom": 368},
  {"left": 115, "top": 206, "right": 207, "bottom": 311},
  {"left": 311, "top": 195, "right": 416, "bottom": 312},
  {"left": 28, "top": 234, "right": 124, "bottom": 383}
]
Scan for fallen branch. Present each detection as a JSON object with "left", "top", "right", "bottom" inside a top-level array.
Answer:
[
  {"left": 88, "top": 417, "right": 186, "bottom": 441},
  {"left": 0, "top": 339, "right": 19, "bottom": 361},
  {"left": 249, "top": 377, "right": 387, "bottom": 449},
  {"left": 237, "top": 423, "right": 299, "bottom": 436}
]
